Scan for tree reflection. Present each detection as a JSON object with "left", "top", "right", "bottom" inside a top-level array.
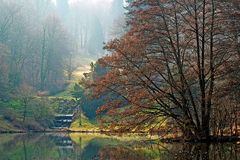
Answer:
[
  {"left": 97, "top": 146, "right": 150, "bottom": 160},
  {"left": 95, "top": 141, "right": 239, "bottom": 160},
  {"left": 0, "top": 134, "right": 239, "bottom": 160},
  {"left": 147, "top": 142, "right": 239, "bottom": 160}
]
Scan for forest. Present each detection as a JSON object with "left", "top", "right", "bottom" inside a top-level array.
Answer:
[
  {"left": 0, "top": 0, "right": 124, "bottom": 132},
  {"left": 0, "top": 0, "right": 240, "bottom": 143}
]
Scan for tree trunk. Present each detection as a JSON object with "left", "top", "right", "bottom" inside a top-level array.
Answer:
[
  {"left": 200, "top": 120, "right": 211, "bottom": 141},
  {"left": 181, "top": 117, "right": 211, "bottom": 141},
  {"left": 79, "top": 108, "right": 82, "bottom": 126},
  {"left": 23, "top": 99, "right": 27, "bottom": 123}
]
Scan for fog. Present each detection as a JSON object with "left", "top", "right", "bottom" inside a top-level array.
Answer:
[
  {"left": 55, "top": 0, "right": 125, "bottom": 56},
  {"left": 0, "top": 0, "right": 126, "bottom": 94}
]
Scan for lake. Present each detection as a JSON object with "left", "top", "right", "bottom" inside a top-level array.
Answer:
[{"left": 0, "top": 133, "right": 239, "bottom": 160}]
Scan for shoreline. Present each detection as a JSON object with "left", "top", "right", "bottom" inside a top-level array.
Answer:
[{"left": 0, "top": 130, "right": 239, "bottom": 143}]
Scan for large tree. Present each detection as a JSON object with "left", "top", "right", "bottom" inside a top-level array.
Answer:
[{"left": 92, "top": 0, "right": 240, "bottom": 140}]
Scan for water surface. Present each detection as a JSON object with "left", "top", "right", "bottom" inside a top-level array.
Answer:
[{"left": 0, "top": 133, "right": 239, "bottom": 160}]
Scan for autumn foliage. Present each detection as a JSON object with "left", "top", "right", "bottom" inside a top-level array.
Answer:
[{"left": 90, "top": 0, "right": 240, "bottom": 140}]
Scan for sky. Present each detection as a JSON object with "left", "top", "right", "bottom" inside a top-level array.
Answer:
[
  {"left": 52, "top": 0, "right": 113, "bottom": 6},
  {"left": 69, "top": 0, "right": 113, "bottom": 4}
]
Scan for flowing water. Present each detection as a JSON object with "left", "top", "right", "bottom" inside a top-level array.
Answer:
[{"left": 0, "top": 133, "right": 239, "bottom": 160}]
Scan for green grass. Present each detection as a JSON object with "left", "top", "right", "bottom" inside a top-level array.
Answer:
[
  {"left": 0, "top": 99, "right": 21, "bottom": 111},
  {"left": 0, "top": 97, "right": 58, "bottom": 132},
  {"left": 54, "top": 81, "right": 77, "bottom": 99},
  {"left": 70, "top": 113, "right": 99, "bottom": 132}
]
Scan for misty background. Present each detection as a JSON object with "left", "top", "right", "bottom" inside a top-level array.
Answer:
[{"left": 0, "top": 0, "right": 126, "bottom": 95}]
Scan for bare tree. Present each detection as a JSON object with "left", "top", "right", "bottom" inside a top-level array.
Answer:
[{"left": 92, "top": 0, "right": 240, "bottom": 140}]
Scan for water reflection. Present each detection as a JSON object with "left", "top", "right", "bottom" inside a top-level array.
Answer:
[{"left": 0, "top": 133, "right": 239, "bottom": 160}]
